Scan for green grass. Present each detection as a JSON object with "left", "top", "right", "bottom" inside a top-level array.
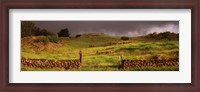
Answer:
[{"left": 21, "top": 34, "right": 179, "bottom": 71}]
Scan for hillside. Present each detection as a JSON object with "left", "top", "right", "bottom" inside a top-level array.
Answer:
[{"left": 21, "top": 33, "right": 179, "bottom": 71}]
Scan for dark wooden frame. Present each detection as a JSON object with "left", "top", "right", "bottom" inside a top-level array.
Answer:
[{"left": 0, "top": 0, "right": 199, "bottom": 92}]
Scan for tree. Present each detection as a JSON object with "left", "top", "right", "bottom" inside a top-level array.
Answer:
[
  {"left": 32, "top": 27, "right": 41, "bottom": 36},
  {"left": 57, "top": 28, "right": 70, "bottom": 37},
  {"left": 21, "top": 21, "right": 35, "bottom": 37},
  {"left": 21, "top": 21, "right": 55, "bottom": 37}
]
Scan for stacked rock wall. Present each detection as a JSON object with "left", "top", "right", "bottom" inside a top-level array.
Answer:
[
  {"left": 121, "top": 59, "right": 179, "bottom": 69},
  {"left": 21, "top": 58, "right": 81, "bottom": 69}
]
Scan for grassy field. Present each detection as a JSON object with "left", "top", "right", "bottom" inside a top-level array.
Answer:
[{"left": 21, "top": 33, "right": 179, "bottom": 71}]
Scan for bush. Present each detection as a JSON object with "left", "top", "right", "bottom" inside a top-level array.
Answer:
[
  {"left": 121, "top": 36, "right": 129, "bottom": 40},
  {"left": 146, "top": 31, "right": 179, "bottom": 40},
  {"left": 39, "top": 29, "right": 55, "bottom": 36},
  {"left": 34, "top": 37, "right": 49, "bottom": 44},
  {"left": 48, "top": 36, "right": 59, "bottom": 43},
  {"left": 75, "top": 34, "right": 82, "bottom": 38},
  {"left": 149, "top": 55, "right": 162, "bottom": 61},
  {"left": 34, "top": 36, "right": 59, "bottom": 44}
]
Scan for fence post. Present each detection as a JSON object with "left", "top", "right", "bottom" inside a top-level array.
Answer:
[
  {"left": 118, "top": 55, "right": 123, "bottom": 69},
  {"left": 120, "top": 55, "right": 123, "bottom": 61},
  {"left": 79, "top": 50, "right": 82, "bottom": 63}
]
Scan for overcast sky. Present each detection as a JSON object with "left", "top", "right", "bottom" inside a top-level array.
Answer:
[{"left": 32, "top": 21, "right": 179, "bottom": 37}]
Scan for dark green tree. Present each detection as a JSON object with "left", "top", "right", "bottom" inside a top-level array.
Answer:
[
  {"left": 57, "top": 28, "right": 70, "bottom": 37},
  {"left": 21, "top": 21, "right": 35, "bottom": 37},
  {"left": 32, "top": 27, "right": 41, "bottom": 36}
]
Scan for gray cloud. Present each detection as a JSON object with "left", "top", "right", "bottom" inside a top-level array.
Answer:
[{"left": 32, "top": 21, "right": 179, "bottom": 37}]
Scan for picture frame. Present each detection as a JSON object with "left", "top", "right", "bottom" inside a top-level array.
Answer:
[{"left": 0, "top": 0, "right": 199, "bottom": 92}]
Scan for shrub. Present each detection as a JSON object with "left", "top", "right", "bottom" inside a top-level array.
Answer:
[
  {"left": 39, "top": 29, "right": 55, "bottom": 36},
  {"left": 48, "top": 36, "right": 59, "bottom": 43},
  {"left": 121, "top": 36, "right": 129, "bottom": 40},
  {"left": 145, "top": 31, "right": 179, "bottom": 40},
  {"left": 75, "top": 34, "right": 82, "bottom": 38},
  {"left": 34, "top": 37, "right": 49, "bottom": 44},
  {"left": 149, "top": 55, "right": 162, "bottom": 61}
]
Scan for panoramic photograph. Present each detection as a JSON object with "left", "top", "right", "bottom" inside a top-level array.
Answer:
[{"left": 21, "top": 21, "right": 179, "bottom": 71}]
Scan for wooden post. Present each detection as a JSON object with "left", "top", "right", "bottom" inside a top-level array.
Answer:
[
  {"left": 120, "top": 55, "right": 123, "bottom": 61},
  {"left": 118, "top": 55, "right": 123, "bottom": 69},
  {"left": 79, "top": 50, "right": 82, "bottom": 63},
  {"left": 118, "top": 56, "right": 122, "bottom": 65}
]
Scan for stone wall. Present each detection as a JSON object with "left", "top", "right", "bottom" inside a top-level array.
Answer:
[
  {"left": 121, "top": 59, "right": 179, "bottom": 69},
  {"left": 21, "top": 58, "right": 81, "bottom": 69},
  {"left": 22, "top": 51, "right": 82, "bottom": 70}
]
